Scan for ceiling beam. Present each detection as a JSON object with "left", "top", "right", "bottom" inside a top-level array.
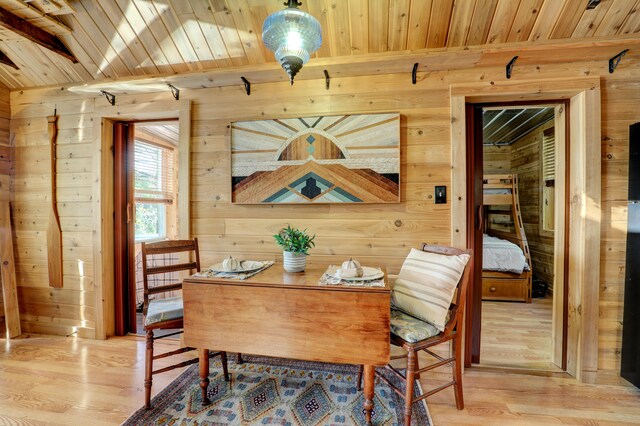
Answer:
[
  {"left": 0, "top": 6, "right": 76, "bottom": 62},
  {"left": 0, "top": 49, "right": 17, "bottom": 69},
  {"left": 23, "top": 0, "right": 75, "bottom": 16}
]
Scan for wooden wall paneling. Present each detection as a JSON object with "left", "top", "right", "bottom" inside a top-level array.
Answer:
[
  {"left": 483, "top": 145, "right": 512, "bottom": 173},
  {"left": 0, "top": 1, "right": 637, "bottom": 88},
  {"left": 6, "top": 47, "right": 636, "bottom": 385},
  {"left": 509, "top": 119, "right": 555, "bottom": 286}
]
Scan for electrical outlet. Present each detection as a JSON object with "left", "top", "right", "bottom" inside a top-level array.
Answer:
[{"left": 435, "top": 186, "right": 446, "bottom": 204}]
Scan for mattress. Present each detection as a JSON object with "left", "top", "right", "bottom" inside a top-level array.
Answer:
[{"left": 483, "top": 234, "right": 530, "bottom": 274}]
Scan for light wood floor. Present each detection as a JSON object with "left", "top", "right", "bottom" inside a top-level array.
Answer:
[
  {"left": 480, "top": 297, "right": 561, "bottom": 371},
  {"left": 1, "top": 333, "right": 639, "bottom": 425}
]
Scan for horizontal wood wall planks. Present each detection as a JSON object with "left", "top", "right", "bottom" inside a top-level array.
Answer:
[
  {"left": 0, "top": 1, "right": 639, "bottom": 88},
  {"left": 6, "top": 39, "right": 639, "bottom": 383}
]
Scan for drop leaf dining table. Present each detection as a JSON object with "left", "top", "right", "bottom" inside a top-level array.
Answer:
[{"left": 182, "top": 263, "right": 391, "bottom": 425}]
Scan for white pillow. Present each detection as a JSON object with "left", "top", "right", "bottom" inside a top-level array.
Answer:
[{"left": 391, "top": 248, "right": 470, "bottom": 332}]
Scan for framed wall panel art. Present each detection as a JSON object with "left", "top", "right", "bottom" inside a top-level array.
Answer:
[{"left": 231, "top": 113, "right": 400, "bottom": 204}]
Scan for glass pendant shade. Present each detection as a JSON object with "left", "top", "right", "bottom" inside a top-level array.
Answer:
[{"left": 262, "top": 2, "right": 322, "bottom": 85}]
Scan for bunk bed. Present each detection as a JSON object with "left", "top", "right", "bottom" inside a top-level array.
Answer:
[{"left": 482, "top": 174, "right": 533, "bottom": 303}]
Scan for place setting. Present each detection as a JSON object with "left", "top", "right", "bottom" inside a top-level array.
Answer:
[
  {"left": 319, "top": 258, "right": 386, "bottom": 287},
  {"left": 194, "top": 255, "right": 274, "bottom": 280}
]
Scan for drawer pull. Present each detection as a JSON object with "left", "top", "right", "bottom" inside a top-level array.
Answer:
[{"left": 490, "top": 286, "right": 496, "bottom": 292}]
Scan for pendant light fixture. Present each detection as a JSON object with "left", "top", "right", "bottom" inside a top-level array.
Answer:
[{"left": 262, "top": 0, "right": 322, "bottom": 85}]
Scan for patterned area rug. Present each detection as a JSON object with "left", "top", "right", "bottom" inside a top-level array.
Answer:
[{"left": 124, "top": 355, "right": 431, "bottom": 425}]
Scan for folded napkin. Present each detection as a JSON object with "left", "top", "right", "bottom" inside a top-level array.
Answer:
[
  {"left": 318, "top": 265, "right": 385, "bottom": 287},
  {"left": 194, "top": 261, "right": 274, "bottom": 280}
]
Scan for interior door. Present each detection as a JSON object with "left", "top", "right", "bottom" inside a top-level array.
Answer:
[
  {"left": 114, "top": 122, "right": 136, "bottom": 336},
  {"left": 465, "top": 104, "right": 484, "bottom": 366}
]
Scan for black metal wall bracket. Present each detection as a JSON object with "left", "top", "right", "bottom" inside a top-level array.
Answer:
[
  {"left": 324, "top": 69, "right": 330, "bottom": 90},
  {"left": 412, "top": 63, "right": 418, "bottom": 84},
  {"left": 506, "top": 56, "right": 518, "bottom": 79},
  {"left": 168, "top": 83, "right": 180, "bottom": 100},
  {"left": 241, "top": 77, "right": 251, "bottom": 95},
  {"left": 609, "top": 49, "right": 629, "bottom": 73},
  {"left": 100, "top": 90, "right": 116, "bottom": 106}
]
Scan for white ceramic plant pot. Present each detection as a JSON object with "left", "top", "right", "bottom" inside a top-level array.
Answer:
[{"left": 283, "top": 251, "right": 306, "bottom": 272}]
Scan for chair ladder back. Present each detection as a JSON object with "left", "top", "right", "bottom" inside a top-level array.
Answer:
[{"left": 140, "top": 238, "right": 201, "bottom": 314}]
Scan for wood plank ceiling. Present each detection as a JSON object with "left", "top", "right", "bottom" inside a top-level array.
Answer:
[
  {"left": 482, "top": 107, "right": 555, "bottom": 145},
  {"left": 0, "top": 0, "right": 638, "bottom": 89}
]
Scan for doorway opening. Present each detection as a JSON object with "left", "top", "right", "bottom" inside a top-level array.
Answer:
[
  {"left": 468, "top": 102, "right": 568, "bottom": 372},
  {"left": 113, "top": 120, "right": 180, "bottom": 336}
]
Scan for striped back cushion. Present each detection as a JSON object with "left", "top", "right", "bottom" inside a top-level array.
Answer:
[{"left": 391, "top": 248, "right": 470, "bottom": 332}]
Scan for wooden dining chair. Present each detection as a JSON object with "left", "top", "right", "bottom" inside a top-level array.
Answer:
[
  {"left": 358, "top": 244, "right": 472, "bottom": 425},
  {"left": 141, "top": 238, "right": 229, "bottom": 409}
]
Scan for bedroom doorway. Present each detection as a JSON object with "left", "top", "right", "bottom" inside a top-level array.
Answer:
[
  {"left": 113, "top": 119, "right": 180, "bottom": 336},
  {"left": 472, "top": 103, "right": 568, "bottom": 372}
]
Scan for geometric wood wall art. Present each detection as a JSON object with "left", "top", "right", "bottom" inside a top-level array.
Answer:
[{"left": 231, "top": 113, "right": 400, "bottom": 204}]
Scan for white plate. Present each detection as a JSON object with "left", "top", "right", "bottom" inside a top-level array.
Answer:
[
  {"left": 333, "top": 266, "right": 384, "bottom": 281},
  {"left": 208, "top": 260, "right": 264, "bottom": 273}
]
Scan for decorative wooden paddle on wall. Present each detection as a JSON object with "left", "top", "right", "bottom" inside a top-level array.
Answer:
[
  {"left": 0, "top": 201, "right": 21, "bottom": 338},
  {"left": 47, "top": 114, "right": 63, "bottom": 288}
]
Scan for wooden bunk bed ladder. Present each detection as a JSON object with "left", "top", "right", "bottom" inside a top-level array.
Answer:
[{"left": 482, "top": 174, "right": 533, "bottom": 303}]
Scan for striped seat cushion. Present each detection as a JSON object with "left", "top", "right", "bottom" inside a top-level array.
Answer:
[{"left": 391, "top": 248, "right": 470, "bottom": 331}]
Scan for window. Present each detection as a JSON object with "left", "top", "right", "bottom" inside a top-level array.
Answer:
[
  {"left": 541, "top": 127, "right": 555, "bottom": 233},
  {"left": 134, "top": 140, "right": 174, "bottom": 242}
]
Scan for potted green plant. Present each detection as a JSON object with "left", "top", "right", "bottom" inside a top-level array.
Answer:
[{"left": 273, "top": 225, "right": 316, "bottom": 272}]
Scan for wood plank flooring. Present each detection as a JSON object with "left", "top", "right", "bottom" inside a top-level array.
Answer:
[
  {"left": 479, "top": 297, "right": 561, "bottom": 371},
  {"left": 1, "top": 332, "right": 639, "bottom": 425}
]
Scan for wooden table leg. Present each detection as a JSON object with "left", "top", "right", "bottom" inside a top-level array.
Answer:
[
  {"left": 363, "top": 364, "right": 375, "bottom": 425},
  {"left": 199, "top": 349, "right": 210, "bottom": 405}
]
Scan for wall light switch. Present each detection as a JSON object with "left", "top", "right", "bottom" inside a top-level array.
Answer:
[{"left": 435, "top": 186, "right": 446, "bottom": 204}]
